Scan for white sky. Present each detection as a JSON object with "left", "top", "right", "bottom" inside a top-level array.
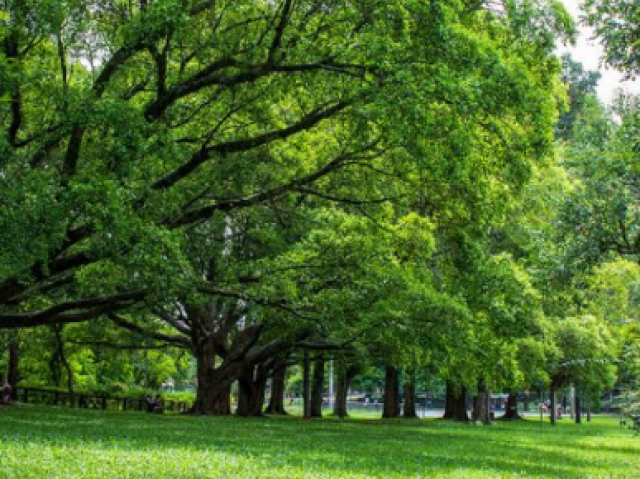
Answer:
[{"left": 558, "top": 0, "right": 640, "bottom": 105}]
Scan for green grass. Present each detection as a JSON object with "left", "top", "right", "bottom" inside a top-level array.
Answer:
[{"left": 0, "top": 405, "right": 638, "bottom": 478}]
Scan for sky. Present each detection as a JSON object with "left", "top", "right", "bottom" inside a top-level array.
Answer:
[{"left": 559, "top": 0, "right": 640, "bottom": 105}]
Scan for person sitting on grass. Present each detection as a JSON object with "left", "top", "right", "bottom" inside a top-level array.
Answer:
[
  {"left": 146, "top": 394, "right": 164, "bottom": 413},
  {"left": 145, "top": 395, "right": 157, "bottom": 413},
  {"left": 2, "top": 382, "right": 12, "bottom": 405},
  {"left": 152, "top": 394, "right": 164, "bottom": 414}
]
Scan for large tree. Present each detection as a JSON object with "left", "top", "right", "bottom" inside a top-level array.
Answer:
[
  {"left": 1, "top": 0, "right": 570, "bottom": 328},
  {"left": 1, "top": 1, "right": 574, "bottom": 415}
]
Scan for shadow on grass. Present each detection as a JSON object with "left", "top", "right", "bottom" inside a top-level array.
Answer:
[{"left": 1, "top": 405, "right": 637, "bottom": 478}]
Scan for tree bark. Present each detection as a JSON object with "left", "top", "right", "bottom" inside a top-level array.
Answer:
[
  {"left": 7, "top": 336, "right": 19, "bottom": 400},
  {"left": 472, "top": 379, "right": 491, "bottom": 424},
  {"left": 403, "top": 370, "right": 418, "bottom": 419},
  {"left": 265, "top": 363, "right": 287, "bottom": 415},
  {"left": 54, "top": 325, "right": 74, "bottom": 403},
  {"left": 575, "top": 394, "right": 581, "bottom": 424},
  {"left": 186, "top": 303, "right": 285, "bottom": 416},
  {"left": 191, "top": 336, "right": 232, "bottom": 415},
  {"left": 236, "top": 364, "right": 268, "bottom": 417},
  {"left": 382, "top": 365, "right": 400, "bottom": 418},
  {"left": 501, "top": 392, "right": 522, "bottom": 420},
  {"left": 310, "top": 356, "right": 325, "bottom": 418},
  {"left": 443, "top": 381, "right": 455, "bottom": 419},
  {"left": 443, "top": 381, "right": 469, "bottom": 421},
  {"left": 334, "top": 364, "right": 358, "bottom": 418},
  {"left": 302, "top": 350, "right": 311, "bottom": 419}
]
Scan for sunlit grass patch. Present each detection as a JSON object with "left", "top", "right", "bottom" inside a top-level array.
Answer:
[{"left": 0, "top": 405, "right": 637, "bottom": 478}]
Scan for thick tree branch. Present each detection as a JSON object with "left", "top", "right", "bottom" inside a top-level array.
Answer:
[
  {"left": 5, "top": 31, "right": 22, "bottom": 146},
  {"left": 153, "top": 100, "right": 351, "bottom": 191},
  {"left": 0, "top": 290, "right": 144, "bottom": 329},
  {"left": 61, "top": 1, "right": 218, "bottom": 177},
  {"left": 294, "top": 187, "right": 397, "bottom": 205},
  {"left": 108, "top": 313, "right": 191, "bottom": 347},
  {"left": 0, "top": 251, "right": 92, "bottom": 305},
  {"left": 196, "top": 285, "right": 326, "bottom": 327},
  {"left": 152, "top": 309, "right": 192, "bottom": 336},
  {"left": 144, "top": 58, "right": 355, "bottom": 121},
  {"left": 167, "top": 151, "right": 355, "bottom": 227},
  {"left": 68, "top": 340, "right": 178, "bottom": 350},
  {"left": 268, "top": 0, "right": 294, "bottom": 64}
]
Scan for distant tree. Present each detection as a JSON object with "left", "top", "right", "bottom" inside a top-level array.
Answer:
[
  {"left": 556, "top": 54, "right": 601, "bottom": 140},
  {"left": 584, "top": 0, "right": 640, "bottom": 78}
]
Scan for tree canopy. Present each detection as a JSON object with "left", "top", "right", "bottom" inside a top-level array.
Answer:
[{"left": 3, "top": 0, "right": 638, "bottom": 421}]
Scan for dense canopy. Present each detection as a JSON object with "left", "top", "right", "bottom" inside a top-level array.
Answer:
[{"left": 0, "top": 0, "right": 638, "bottom": 424}]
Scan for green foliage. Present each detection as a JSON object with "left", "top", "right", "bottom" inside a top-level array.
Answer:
[
  {"left": 556, "top": 54, "right": 601, "bottom": 140},
  {"left": 548, "top": 315, "right": 618, "bottom": 393},
  {"left": 583, "top": 0, "right": 640, "bottom": 77},
  {"left": 0, "top": 0, "right": 572, "bottom": 327},
  {"left": 5, "top": 0, "right": 625, "bottom": 417},
  {"left": 12, "top": 321, "right": 193, "bottom": 393},
  {"left": 560, "top": 94, "right": 639, "bottom": 271}
]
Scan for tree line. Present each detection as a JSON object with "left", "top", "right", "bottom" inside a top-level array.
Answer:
[{"left": 1, "top": 0, "right": 639, "bottom": 423}]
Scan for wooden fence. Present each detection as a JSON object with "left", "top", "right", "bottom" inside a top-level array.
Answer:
[{"left": 15, "top": 387, "right": 191, "bottom": 413}]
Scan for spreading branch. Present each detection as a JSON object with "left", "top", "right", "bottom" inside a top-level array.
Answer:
[
  {"left": 153, "top": 100, "right": 351, "bottom": 190},
  {"left": 108, "top": 313, "right": 191, "bottom": 347},
  {"left": 0, "top": 290, "right": 145, "bottom": 329}
]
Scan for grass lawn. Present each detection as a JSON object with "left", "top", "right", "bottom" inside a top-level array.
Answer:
[{"left": 1, "top": 405, "right": 638, "bottom": 478}]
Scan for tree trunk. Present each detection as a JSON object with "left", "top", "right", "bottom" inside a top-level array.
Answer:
[
  {"left": 191, "top": 338, "right": 232, "bottom": 415},
  {"left": 575, "top": 394, "right": 582, "bottom": 424},
  {"left": 237, "top": 373, "right": 251, "bottom": 417},
  {"left": 382, "top": 365, "right": 400, "bottom": 418},
  {"left": 302, "top": 350, "right": 311, "bottom": 419},
  {"left": 472, "top": 379, "right": 491, "bottom": 424},
  {"left": 236, "top": 365, "right": 267, "bottom": 417},
  {"left": 310, "top": 357, "right": 325, "bottom": 418},
  {"left": 443, "top": 382, "right": 469, "bottom": 421},
  {"left": 265, "top": 364, "right": 287, "bottom": 415},
  {"left": 501, "top": 392, "right": 522, "bottom": 420},
  {"left": 7, "top": 336, "right": 19, "bottom": 400},
  {"left": 550, "top": 384, "right": 556, "bottom": 426},
  {"left": 524, "top": 392, "right": 530, "bottom": 412},
  {"left": 193, "top": 371, "right": 231, "bottom": 415},
  {"left": 403, "top": 370, "right": 418, "bottom": 419},
  {"left": 443, "top": 381, "right": 455, "bottom": 419},
  {"left": 334, "top": 364, "right": 358, "bottom": 418},
  {"left": 185, "top": 303, "right": 300, "bottom": 416},
  {"left": 49, "top": 353, "right": 62, "bottom": 388},
  {"left": 54, "top": 325, "right": 74, "bottom": 403}
]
